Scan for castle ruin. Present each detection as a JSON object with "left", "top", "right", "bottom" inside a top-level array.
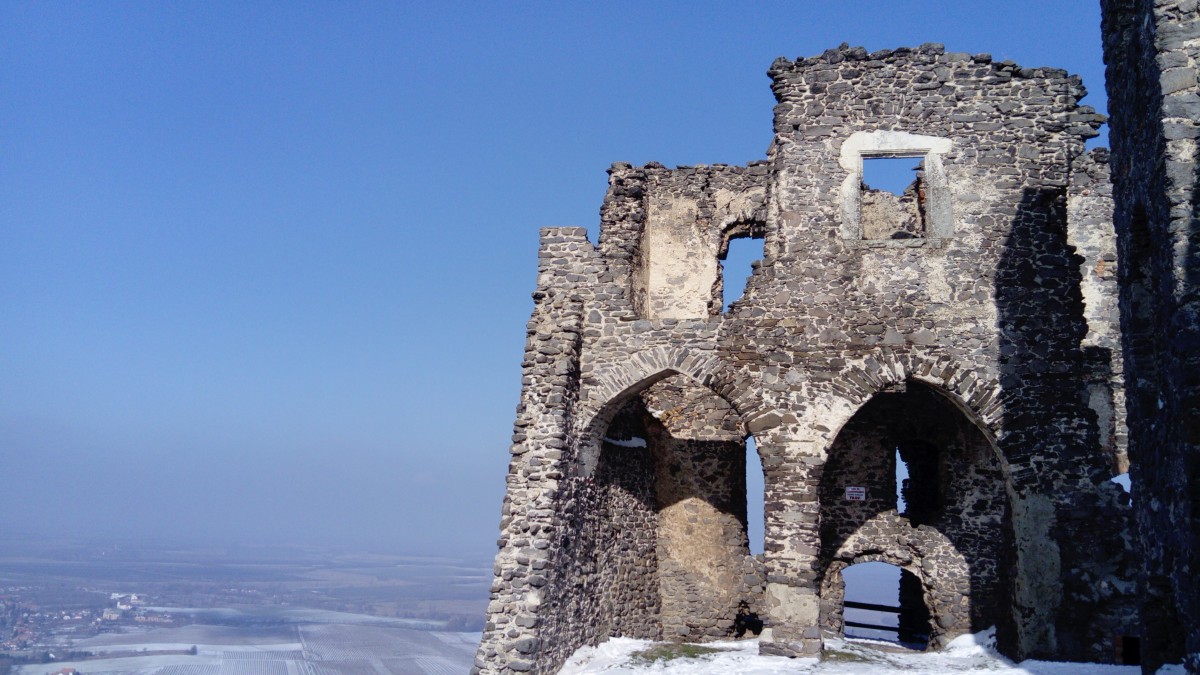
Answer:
[{"left": 475, "top": 5, "right": 1200, "bottom": 672}]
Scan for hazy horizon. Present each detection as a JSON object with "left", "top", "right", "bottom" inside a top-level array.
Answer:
[{"left": 2, "top": 2, "right": 1107, "bottom": 559}]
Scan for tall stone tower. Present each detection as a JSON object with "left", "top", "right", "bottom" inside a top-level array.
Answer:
[
  {"left": 1102, "top": 1, "right": 1200, "bottom": 671},
  {"left": 474, "top": 44, "right": 1137, "bottom": 674}
]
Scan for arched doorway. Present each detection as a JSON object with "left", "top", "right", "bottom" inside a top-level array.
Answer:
[
  {"left": 830, "top": 560, "right": 932, "bottom": 648},
  {"left": 816, "top": 379, "right": 1013, "bottom": 648},
  {"left": 585, "top": 372, "right": 764, "bottom": 641}
]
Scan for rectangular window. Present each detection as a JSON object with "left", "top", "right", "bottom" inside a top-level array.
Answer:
[
  {"left": 861, "top": 156, "right": 926, "bottom": 240},
  {"left": 838, "top": 130, "right": 953, "bottom": 244}
]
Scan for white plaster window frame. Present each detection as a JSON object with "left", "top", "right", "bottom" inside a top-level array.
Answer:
[{"left": 839, "top": 130, "right": 954, "bottom": 245}]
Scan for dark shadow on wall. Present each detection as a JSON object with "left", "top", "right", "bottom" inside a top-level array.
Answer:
[
  {"left": 993, "top": 185, "right": 1134, "bottom": 660},
  {"left": 1102, "top": 6, "right": 1187, "bottom": 665},
  {"left": 1182, "top": 152, "right": 1200, "bottom": 670},
  {"left": 993, "top": 185, "right": 1096, "bottom": 479},
  {"left": 553, "top": 399, "right": 662, "bottom": 645}
]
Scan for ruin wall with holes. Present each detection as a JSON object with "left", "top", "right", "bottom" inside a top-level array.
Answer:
[
  {"left": 473, "top": 44, "right": 1139, "bottom": 675},
  {"left": 1102, "top": 0, "right": 1200, "bottom": 671}
]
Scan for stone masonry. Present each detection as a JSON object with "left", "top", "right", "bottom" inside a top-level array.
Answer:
[
  {"left": 1102, "top": 1, "right": 1200, "bottom": 671},
  {"left": 474, "top": 43, "right": 1141, "bottom": 674}
]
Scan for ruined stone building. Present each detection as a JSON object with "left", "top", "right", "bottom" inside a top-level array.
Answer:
[
  {"left": 474, "top": 39, "right": 1161, "bottom": 675},
  {"left": 1103, "top": 1, "right": 1200, "bottom": 671}
]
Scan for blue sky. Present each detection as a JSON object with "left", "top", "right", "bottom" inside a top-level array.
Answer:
[{"left": 1, "top": 2, "right": 1105, "bottom": 558}]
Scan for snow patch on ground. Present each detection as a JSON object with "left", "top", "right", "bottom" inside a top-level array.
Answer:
[
  {"left": 79, "top": 641, "right": 301, "bottom": 654},
  {"left": 559, "top": 629, "right": 1145, "bottom": 674}
]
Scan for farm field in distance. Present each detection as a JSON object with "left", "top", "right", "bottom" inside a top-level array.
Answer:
[{"left": 0, "top": 535, "right": 489, "bottom": 674}]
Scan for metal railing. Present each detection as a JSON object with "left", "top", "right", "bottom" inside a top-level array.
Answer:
[{"left": 843, "top": 600, "right": 901, "bottom": 634}]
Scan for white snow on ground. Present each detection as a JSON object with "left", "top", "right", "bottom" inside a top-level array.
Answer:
[
  {"left": 559, "top": 629, "right": 1159, "bottom": 674},
  {"left": 73, "top": 641, "right": 301, "bottom": 654},
  {"left": 14, "top": 653, "right": 222, "bottom": 673}
]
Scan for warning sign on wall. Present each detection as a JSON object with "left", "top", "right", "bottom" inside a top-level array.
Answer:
[{"left": 845, "top": 486, "right": 867, "bottom": 501}]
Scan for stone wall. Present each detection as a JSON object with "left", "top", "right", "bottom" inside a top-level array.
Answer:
[
  {"left": 1068, "top": 150, "right": 1129, "bottom": 473},
  {"left": 475, "top": 44, "right": 1137, "bottom": 674},
  {"left": 629, "top": 163, "right": 769, "bottom": 319},
  {"left": 1101, "top": 0, "right": 1200, "bottom": 670}
]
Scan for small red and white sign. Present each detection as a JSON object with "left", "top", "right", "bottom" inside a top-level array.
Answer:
[{"left": 845, "top": 486, "right": 867, "bottom": 501}]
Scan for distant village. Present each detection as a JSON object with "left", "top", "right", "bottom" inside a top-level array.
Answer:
[
  {"left": 0, "top": 586, "right": 205, "bottom": 673},
  {"left": 1, "top": 588, "right": 177, "bottom": 652}
]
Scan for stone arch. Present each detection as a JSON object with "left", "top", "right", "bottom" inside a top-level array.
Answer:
[
  {"left": 575, "top": 348, "right": 769, "bottom": 642},
  {"left": 817, "top": 519, "right": 972, "bottom": 648},
  {"left": 819, "top": 351, "right": 1007, "bottom": 464},
  {"left": 815, "top": 360, "right": 1015, "bottom": 648},
  {"left": 577, "top": 346, "right": 766, "bottom": 476}
]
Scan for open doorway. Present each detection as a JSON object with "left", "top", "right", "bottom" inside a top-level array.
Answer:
[
  {"left": 842, "top": 561, "right": 931, "bottom": 648},
  {"left": 818, "top": 380, "right": 1013, "bottom": 646},
  {"left": 589, "top": 372, "right": 760, "bottom": 641}
]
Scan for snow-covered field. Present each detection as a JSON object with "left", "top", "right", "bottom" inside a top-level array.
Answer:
[
  {"left": 14, "top": 622, "right": 479, "bottom": 675},
  {"left": 561, "top": 630, "right": 1185, "bottom": 675},
  {"left": 140, "top": 606, "right": 441, "bottom": 629}
]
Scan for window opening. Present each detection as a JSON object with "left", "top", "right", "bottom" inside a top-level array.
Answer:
[
  {"left": 838, "top": 130, "right": 952, "bottom": 242},
  {"left": 863, "top": 156, "right": 922, "bottom": 196},
  {"left": 861, "top": 156, "right": 926, "bottom": 239},
  {"left": 746, "top": 436, "right": 764, "bottom": 556},
  {"left": 895, "top": 446, "right": 908, "bottom": 514},
  {"left": 843, "top": 562, "right": 930, "bottom": 648},
  {"left": 720, "top": 233, "right": 765, "bottom": 312},
  {"left": 897, "top": 440, "right": 941, "bottom": 526}
]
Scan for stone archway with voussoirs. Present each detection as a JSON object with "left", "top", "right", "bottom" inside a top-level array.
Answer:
[
  {"left": 576, "top": 345, "right": 769, "bottom": 477},
  {"left": 816, "top": 351, "right": 1008, "bottom": 456},
  {"left": 818, "top": 521, "right": 973, "bottom": 648},
  {"left": 810, "top": 352, "right": 1037, "bottom": 651},
  {"left": 571, "top": 346, "right": 773, "bottom": 643}
]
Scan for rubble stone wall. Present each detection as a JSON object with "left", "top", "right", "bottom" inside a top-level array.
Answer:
[{"left": 1101, "top": 0, "right": 1200, "bottom": 670}]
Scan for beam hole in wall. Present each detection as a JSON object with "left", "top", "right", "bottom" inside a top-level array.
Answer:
[
  {"left": 842, "top": 562, "right": 931, "bottom": 648},
  {"left": 861, "top": 155, "right": 926, "bottom": 240},
  {"left": 1116, "top": 635, "right": 1141, "bottom": 665},
  {"left": 720, "top": 230, "right": 765, "bottom": 312}
]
